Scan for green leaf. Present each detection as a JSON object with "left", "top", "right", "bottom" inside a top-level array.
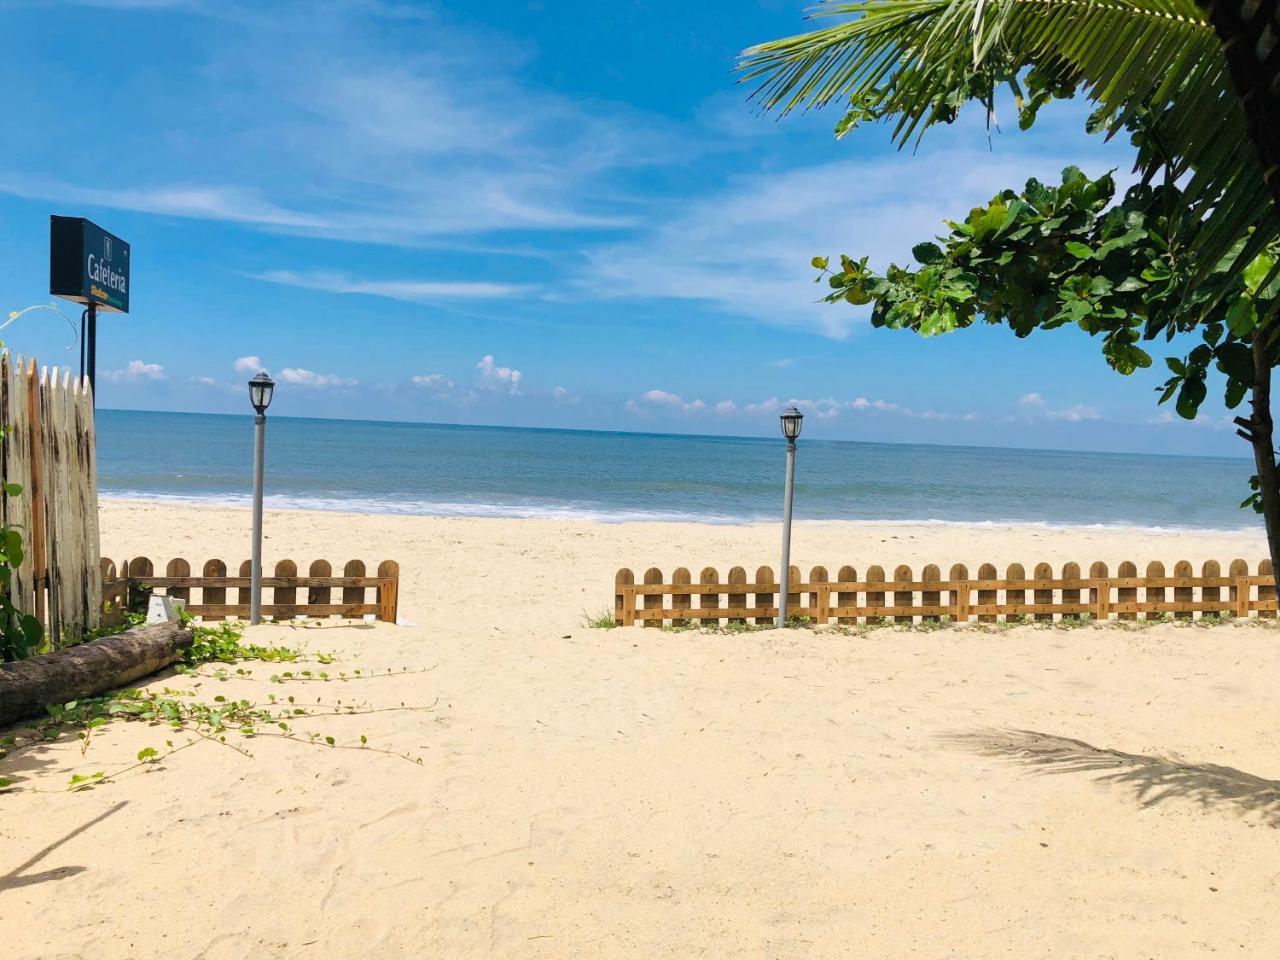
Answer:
[
  {"left": 811, "top": 256, "right": 829, "bottom": 270},
  {"left": 1176, "top": 378, "right": 1207, "bottom": 419},
  {"left": 912, "top": 242, "right": 945, "bottom": 265},
  {"left": 1065, "top": 242, "right": 1093, "bottom": 260},
  {"left": 1226, "top": 296, "right": 1257, "bottom": 337}
]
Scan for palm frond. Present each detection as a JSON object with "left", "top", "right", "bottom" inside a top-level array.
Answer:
[{"left": 741, "top": 0, "right": 1274, "bottom": 302}]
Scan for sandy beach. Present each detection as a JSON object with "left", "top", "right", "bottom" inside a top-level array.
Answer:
[{"left": 3, "top": 500, "right": 1279, "bottom": 958}]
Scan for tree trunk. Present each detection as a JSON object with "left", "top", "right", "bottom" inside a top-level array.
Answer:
[
  {"left": 1239, "top": 333, "right": 1280, "bottom": 578},
  {"left": 0, "top": 622, "right": 193, "bottom": 728}
]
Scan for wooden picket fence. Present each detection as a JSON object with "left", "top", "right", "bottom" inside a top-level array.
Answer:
[
  {"left": 614, "top": 559, "right": 1278, "bottom": 627},
  {"left": 0, "top": 353, "right": 100, "bottom": 645},
  {"left": 100, "top": 558, "right": 400, "bottom": 624}
]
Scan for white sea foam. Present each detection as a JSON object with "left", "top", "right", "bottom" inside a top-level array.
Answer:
[{"left": 98, "top": 490, "right": 1260, "bottom": 535}]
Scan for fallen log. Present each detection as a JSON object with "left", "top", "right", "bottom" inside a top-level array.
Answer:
[{"left": 0, "top": 622, "right": 194, "bottom": 728}]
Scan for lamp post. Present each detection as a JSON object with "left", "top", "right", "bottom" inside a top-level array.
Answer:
[
  {"left": 248, "top": 372, "right": 275, "bottom": 625},
  {"left": 777, "top": 405, "right": 804, "bottom": 627}
]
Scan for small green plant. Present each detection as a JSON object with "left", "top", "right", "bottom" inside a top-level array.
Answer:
[{"left": 583, "top": 609, "right": 618, "bottom": 630}]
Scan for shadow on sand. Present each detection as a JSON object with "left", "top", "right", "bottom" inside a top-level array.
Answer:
[
  {"left": 0, "top": 800, "right": 128, "bottom": 892},
  {"left": 946, "top": 729, "right": 1280, "bottom": 827}
]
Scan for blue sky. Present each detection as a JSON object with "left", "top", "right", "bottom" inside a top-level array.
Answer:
[{"left": 0, "top": 0, "right": 1245, "bottom": 456}]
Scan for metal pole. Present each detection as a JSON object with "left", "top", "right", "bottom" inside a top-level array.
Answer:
[
  {"left": 778, "top": 440, "right": 796, "bottom": 627},
  {"left": 86, "top": 303, "right": 97, "bottom": 400},
  {"left": 250, "top": 412, "right": 266, "bottom": 625}
]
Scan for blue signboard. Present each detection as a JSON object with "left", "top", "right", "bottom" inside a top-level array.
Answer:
[{"left": 50, "top": 216, "right": 130, "bottom": 314}]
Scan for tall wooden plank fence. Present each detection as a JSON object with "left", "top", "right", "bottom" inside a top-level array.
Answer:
[
  {"left": 0, "top": 353, "right": 100, "bottom": 645},
  {"left": 615, "top": 560, "right": 1278, "bottom": 626},
  {"left": 100, "top": 558, "right": 400, "bottom": 624}
]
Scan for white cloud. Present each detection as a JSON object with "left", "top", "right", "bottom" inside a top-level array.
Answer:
[
  {"left": 579, "top": 137, "right": 1131, "bottom": 339},
  {"left": 714, "top": 400, "right": 737, "bottom": 415},
  {"left": 0, "top": 7, "right": 669, "bottom": 246},
  {"left": 636, "top": 389, "right": 706, "bottom": 413},
  {"left": 552, "top": 385, "right": 578, "bottom": 405},
  {"left": 412, "top": 373, "right": 454, "bottom": 392},
  {"left": 1019, "top": 392, "right": 1045, "bottom": 407},
  {"left": 277, "top": 367, "right": 357, "bottom": 388},
  {"left": 234, "top": 355, "right": 263, "bottom": 373},
  {"left": 477, "top": 355, "right": 522, "bottom": 395},
  {"left": 1046, "top": 404, "right": 1101, "bottom": 422},
  {"left": 252, "top": 270, "right": 531, "bottom": 303},
  {"left": 106, "top": 359, "right": 166, "bottom": 382}
]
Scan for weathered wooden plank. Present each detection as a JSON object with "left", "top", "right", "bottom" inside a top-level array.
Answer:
[
  {"left": 1033, "top": 562, "right": 1054, "bottom": 622},
  {"left": 166, "top": 558, "right": 191, "bottom": 606},
  {"left": 308, "top": 559, "right": 333, "bottom": 609},
  {"left": 754, "top": 566, "right": 774, "bottom": 627},
  {"left": 977, "top": 562, "right": 997, "bottom": 624},
  {"left": 1260, "top": 559, "right": 1276, "bottom": 619},
  {"left": 186, "top": 603, "right": 379, "bottom": 618},
  {"left": 274, "top": 559, "right": 299, "bottom": 620},
  {"left": 866, "top": 565, "right": 886, "bottom": 623},
  {"left": 342, "top": 559, "right": 365, "bottom": 608},
  {"left": 1117, "top": 561, "right": 1138, "bottom": 622},
  {"left": 1173, "top": 560, "right": 1194, "bottom": 620},
  {"left": 1229, "top": 559, "right": 1250, "bottom": 618},
  {"left": 125, "top": 556, "right": 153, "bottom": 616},
  {"left": 135, "top": 576, "right": 386, "bottom": 591},
  {"left": 1201, "top": 560, "right": 1221, "bottom": 618},
  {"left": 699, "top": 567, "right": 721, "bottom": 627},
  {"left": 615, "top": 568, "right": 634, "bottom": 626},
  {"left": 837, "top": 565, "right": 857, "bottom": 625},
  {"left": 203, "top": 559, "right": 227, "bottom": 609},
  {"left": 376, "top": 560, "right": 400, "bottom": 622},
  {"left": 1145, "top": 561, "right": 1167, "bottom": 621},
  {"left": 1062, "top": 562, "right": 1081, "bottom": 621},
  {"left": 671, "top": 567, "right": 692, "bottom": 627},
  {"left": 921, "top": 564, "right": 941, "bottom": 624},
  {"left": 727, "top": 566, "right": 747, "bottom": 625},
  {"left": 238, "top": 559, "right": 253, "bottom": 609},
  {"left": 810, "top": 565, "right": 829, "bottom": 624},
  {"left": 950, "top": 564, "right": 969, "bottom": 622},
  {"left": 1005, "top": 563, "right": 1025, "bottom": 623},
  {"left": 643, "top": 567, "right": 663, "bottom": 629},
  {"left": 1089, "top": 562, "right": 1109, "bottom": 621}
]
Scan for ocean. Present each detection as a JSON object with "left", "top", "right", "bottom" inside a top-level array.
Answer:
[{"left": 95, "top": 409, "right": 1255, "bottom": 531}]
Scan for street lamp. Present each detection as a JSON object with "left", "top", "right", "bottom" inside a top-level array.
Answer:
[
  {"left": 777, "top": 405, "right": 804, "bottom": 627},
  {"left": 248, "top": 372, "right": 275, "bottom": 624}
]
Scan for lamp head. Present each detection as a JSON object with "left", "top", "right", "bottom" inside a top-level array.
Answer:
[
  {"left": 779, "top": 405, "right": 804, "bottom": 441},
  {"left": 248, "top": 371, "right": 275, "bottom": 415}
]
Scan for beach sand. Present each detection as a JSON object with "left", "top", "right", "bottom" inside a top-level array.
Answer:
[{"left": 3, "top": 501, "right": 1280, "bottom": 958}]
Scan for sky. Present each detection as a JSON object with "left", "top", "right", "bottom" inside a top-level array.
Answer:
[{"left": 0, "top": 0, "right": 1248, "bottom": 457}]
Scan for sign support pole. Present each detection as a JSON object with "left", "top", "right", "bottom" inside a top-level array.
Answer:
[{"left": 86, "top": 303, "right": 97, "bottom": 399}]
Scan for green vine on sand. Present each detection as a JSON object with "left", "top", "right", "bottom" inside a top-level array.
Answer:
[{"left": 0, "top": 621, "right": 436, "bottom": 793}]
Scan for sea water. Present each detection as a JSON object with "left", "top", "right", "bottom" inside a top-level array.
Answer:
[{"left": 95, "top": 409, "right": 1255, "bottom": 531}]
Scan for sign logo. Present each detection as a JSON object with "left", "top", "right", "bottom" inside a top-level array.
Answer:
[{"left": 103, "top": 236, "right": 112, "bottom": 261}]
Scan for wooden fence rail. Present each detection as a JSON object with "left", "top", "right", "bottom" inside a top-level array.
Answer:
[
  {"left": 0, "top": 352, "right": 100, "bottom": 646},
  {"left": 101, "top": 558, "right": 400, "bottom": 624},
  {"left": 614, "top": 560, "right": 1277, "bottom": 627}
]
